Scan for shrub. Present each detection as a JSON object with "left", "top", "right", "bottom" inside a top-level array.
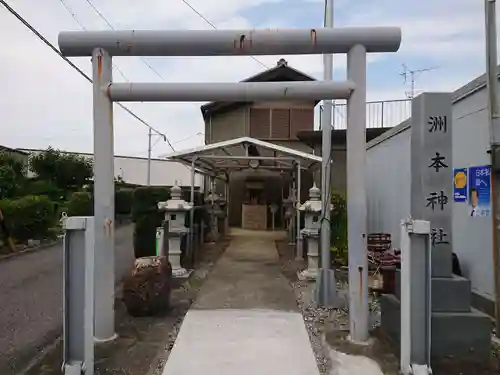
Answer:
[
  {"left": 115, "top": 188, "right": 133, "bottom": 216},
  {"left": 66, "top": 192, "right": 93, "bottom": 216},
  {"left": 0, "top": 195, "right": 57, "bottom": 241},
  {"left": 29, "top": 148, "right": 93, "bottom": 191},
  {"left": 24, "top": 179, "right": 65, "bottom": 202},
  {"left": 0, "top": 152, "right": 26, "bottom": 199},
  {"left": 132, "top": 187, "right": 171, "bottom": 258},
  {"left": 132, "top": 187, "right": 171, "bottom": 220},
  {"left": 330, "top": 191, "right": 348, "bottom": 267},
  {"left": 133, "top": 214, "right": 160, "bottom": 258}
]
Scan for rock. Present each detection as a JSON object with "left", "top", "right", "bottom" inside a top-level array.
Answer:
[{"left": 123, "top": 256, "right": 172, "bottom": 317}]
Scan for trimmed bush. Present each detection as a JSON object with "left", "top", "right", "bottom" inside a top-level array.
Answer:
[
  {"left": 132, "top": 187, "right": 171, "bottom": 220},
  {"left": 66, "top": 191, "right": 93, "bottom": 216},
  {"left": 132, "top": 187, "right": 171, "bottom": 258},
  {"left": 115, "top": 188, "right": 133, "bottom": 216},
  {"left": 0, "top": 195, "right": 57, "bottom": 241},
  {"left": 330, "top": 192, "right": 348, "bottom": 266},
  {"left": 24, "top": 179, "right": 65, "bottom": 202}
]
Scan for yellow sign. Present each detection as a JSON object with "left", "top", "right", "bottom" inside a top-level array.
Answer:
[{"left": 454, "top": 171, "right": 466, "bottom": 189}]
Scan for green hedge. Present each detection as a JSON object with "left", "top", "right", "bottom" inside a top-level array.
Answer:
[
  {"left": 330, "top": 192, "right": 348, "bottom": 266},
  {"left": 132, "top": 187, "right": 171, "bottom": 220},
  {"left": 66, "top": 191, "right": 93, "bottom": 216},
  {"left": 0, "top": 195, "right": 57, "bottom": 242},
  {"left": 115, "top": 188, "right": 133, "bottom": 215},
  {"left": 132, "top": 187, "right": 171, "bottom": 258},
  {"left": 24, "top": 179, "right": 65, "bottom": 202},
  {"left": 65, "top": 188, "right": 134, "bottom": 217}
]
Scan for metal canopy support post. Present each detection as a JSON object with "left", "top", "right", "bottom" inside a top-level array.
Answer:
[
  {"left": 106, "top": 81, "right": 355, "bottom": 102},
  {"left": 147, "top": 127, "right": 152, "bottom": 186},
  {"left": 346, "top": 44, "right": 369, "bottom": 343},
  {"left": 62, "top": 216, "right": 95, "bottom": 375},
  {"left": 189, "top": 158, "right": 196, "bottom": 266},
  {"left": 59, "top": 27, "right": 402, "bottom": 57},
  {"left": 400, "top": 219, "right": 432, "bottom": 375},
  {"left": 316, "top": 0, "right": 338, "bottom": 308},
  {"left": 92, "top": 48, "right": 116, "bottom": 342},
  {"left": 290, "top": 176, "right": 296, "bottom": 245},
  {"left": 296, "top": 161, "right": 302, "bottom": 258}
]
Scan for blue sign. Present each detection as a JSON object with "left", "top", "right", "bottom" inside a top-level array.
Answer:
[
  {"left": 468, "top": 165, "right": 491, "bottom": 217},
  {"left": 453, "top": 168, "right": 467, "bottom": 202}
]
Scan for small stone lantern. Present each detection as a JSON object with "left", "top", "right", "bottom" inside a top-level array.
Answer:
[
  {"left": 158, "top": 182, "right": 193, "bottom": 278},
  {"left": 283, "top": 189, "right": 296, "bottom": 245},
  {"left": 206, "top": 190, "right": 225, "bottom": 242},
  {"left": 298, "top": 183, "right": 330, "bottom": 280}
]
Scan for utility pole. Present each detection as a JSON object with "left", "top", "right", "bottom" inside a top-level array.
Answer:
[
  {"left": 316, "top": 0, "right": 338, "bottom": 307},
  {"left": 147, "top": 127, "right": 152, "bottom": 186},
  {"left": 147, "top": 128, "right": 168, "bottom": 186},
  {"left": 484, "top": 0, "right": 500, "bottom": 338},
  {"left": 400, "top": 64, "right": 438, "bottom": 99}
]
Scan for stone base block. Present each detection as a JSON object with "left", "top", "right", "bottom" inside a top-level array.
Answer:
[
  {"left": 380, "top": 294, "right": 492, "bottom": 360},
  {"left": 395, "top": 270, "right": 472, "bottom": 312},
  {"left": 172, "top": 268, "right": 193, "bottom": 279},
  {"left": 298, "top": 268, "right": 318, "bottom": 281}
]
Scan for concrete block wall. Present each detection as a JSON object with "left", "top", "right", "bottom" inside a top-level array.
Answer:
[{"left": 366, "top": 123, "right": 411, "bottom": 247}]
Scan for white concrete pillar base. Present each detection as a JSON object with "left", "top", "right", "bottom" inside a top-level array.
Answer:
[
  {"left": 94, "top": 332, "right": 118, "bottom": 344},
  {"left": 172, "top": 267, "right": 189, "bottom": 278}
]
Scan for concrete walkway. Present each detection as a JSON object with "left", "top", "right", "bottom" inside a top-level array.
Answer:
[{"left": 162, "top": 229, "right": 319, "bottom": 375}]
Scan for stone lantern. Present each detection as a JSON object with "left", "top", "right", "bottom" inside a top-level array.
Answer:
[
  {"left": 206, "top": 190, "right": 225, "bottom": 242},
  {"left": 283, "top": 189, "right": 296, "bottom": 245},
  {"left": 158, "top": 182, "right": 193, "bottom": 278},
  {"left": 298, "top": 183, "right": 330, "bottom": 281}
]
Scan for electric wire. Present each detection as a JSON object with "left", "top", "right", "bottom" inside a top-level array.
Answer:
[
  {"left": 83, "top": 0, "right": 166, "bottom": 81},
  {"left": 179, "top": 0, "right": 270, "bottom": 70},
  {"left": 59, "top": 0, "right": 129, "bottom": 81},
  {"left": 0, "top": 0, "right": 175, "bottom": 152}
]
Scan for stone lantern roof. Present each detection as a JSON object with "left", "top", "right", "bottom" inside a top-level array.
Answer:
[
  {"left": 299, "top": 183, "right": 329, "bottom": 213},
  {"left": 158, "top": 181, "right": 193, "bottom": 212}
]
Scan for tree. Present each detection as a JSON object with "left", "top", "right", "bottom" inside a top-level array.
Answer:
[
  {"left": 0, "top": 152, "right": 26, "bottom": 199},
  {"left": 29, "top": 147, "right": 93, "bottom": 192}
]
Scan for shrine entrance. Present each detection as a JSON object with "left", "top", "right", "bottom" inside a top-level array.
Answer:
[{"left": 163, "top": 136, "right": 321, "bottom": 237}]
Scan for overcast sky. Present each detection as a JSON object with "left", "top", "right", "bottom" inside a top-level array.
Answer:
[{"left": 0, "top": 0, "right": 492, "bottom": 158}]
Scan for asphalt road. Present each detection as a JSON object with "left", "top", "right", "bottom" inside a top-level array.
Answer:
[{"left": 0, "top": 224, "right": 135, "bottom": 375}]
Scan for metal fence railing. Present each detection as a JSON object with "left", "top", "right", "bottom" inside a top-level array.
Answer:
[{"left": 320, "top": 99, "right": 412, "bottom": 130}]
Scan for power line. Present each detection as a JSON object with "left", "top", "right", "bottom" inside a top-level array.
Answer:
[
  {"left": 59, "top": 0, "right": 129, "bottom": 81},
  {"left": 0, "top": 0, "right": 175, "bottom": 151},
  {"left": 83, "top": 0, "right": 166, "bottom": 81},
  {"left": 179, "top": 0, "right": 270, "bottom": 70}
]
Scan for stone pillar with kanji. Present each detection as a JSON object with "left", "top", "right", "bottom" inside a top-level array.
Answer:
[
  {"left": 380, "top": 92, "right": 492, "bottom": 360},
  {"left": 158, "top": 183, "right": 192, "bottom": 278}
]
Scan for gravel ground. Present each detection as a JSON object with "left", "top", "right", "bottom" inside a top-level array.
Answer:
[
  {"left": 23, "top": 239, "right": 230, "bottom": 375},
  {"left": 276, "top": 241, "right": 390, "bottom": 375},
  {"left": 276, "top": 241, "right": 500, "bottom": 375}
]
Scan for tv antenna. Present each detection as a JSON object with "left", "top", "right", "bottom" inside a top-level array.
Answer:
[{"left": 400, "top": 64, "right": 439, "bottom": 99}]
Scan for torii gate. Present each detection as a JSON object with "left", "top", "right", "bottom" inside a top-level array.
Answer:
[{"left": 58, "top": 27, "right": 401, "bottom": 348}]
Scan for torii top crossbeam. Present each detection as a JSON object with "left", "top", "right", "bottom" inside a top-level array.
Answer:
[{"left": 58, "top": 27, "right": 401, "bottom": 57}]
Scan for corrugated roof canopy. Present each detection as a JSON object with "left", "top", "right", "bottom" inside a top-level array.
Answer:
[{"left": 162, "top": 137, "right": 321, "bottom": 178}]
